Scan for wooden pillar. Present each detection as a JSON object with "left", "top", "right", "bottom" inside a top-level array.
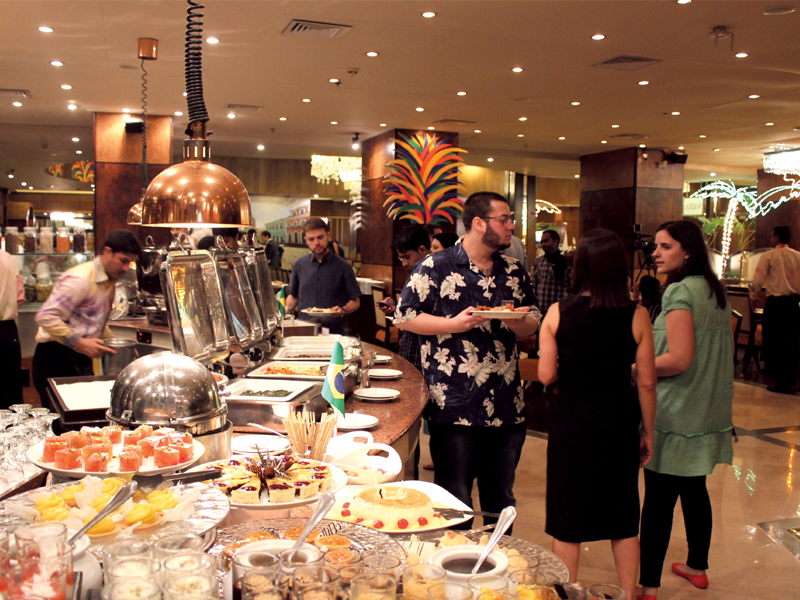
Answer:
[
  {"left": 755, "top": 169, "right": 800, "bottom": 250},
  {"left": 358, "top": 129, "right": 459, "bottom": 295},
  {"left": 580, "top": 146, "right": 684, "bottom": 244},
  {"left": 93, "top": 112, "right": 173, "bottom": 248}
]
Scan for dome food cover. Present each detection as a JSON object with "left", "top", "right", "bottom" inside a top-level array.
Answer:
[{"left": 107, "top": 352, "right": 227, "bottom": 435}]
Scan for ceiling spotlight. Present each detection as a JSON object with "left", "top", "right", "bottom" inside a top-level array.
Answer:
[
  {"left": 416, "top": 107, "right": 424, "bottom": 112},
  {"left": 21, "top": 182, "right": 26, "bottom": 186},
  {"left": 611, "top": 124, "right": 620, "bottom": 128},
  {"left": 331, "top": 121, "right": 338, "bottom": 125},
  {"left": 457, "top": 91, "right": 467, "bottom": 96},
  {"left": 422, "top": 11, "right": 436, "bottom": 18},
  {"left": 50, "top": 60, "right": 63, "bottom": 67},
  {"left": 699, "top": 134, "right": 707, "bottom": 138},
  {"left": 61, "top": 84, "right": 72, "bottom": 90},
  {"left": 379, "top": 123, "right": 387, "bottom": 127},
  {"left": 366, "top": 51, "right": 378, "bottom": 57},
  {"left": 206, "top": 37, "right": 219, "bottom": 44},
  {"left": 487, "top": 157, "right": 494, "bottom": 162},
  {"left": 519, "top": 117, "right": 527, "bottom": 121},
  {"left": 28, "top": 186, "right": 33, "bottom": 190},
  {"left": 227, "top": 112, "right": 236, "bottom": 119},
  {"left": 677, "top": 0, "right": 692, "bottom": 4},
  {"left": 427, "top": 126, "right": 435, "bottom": 130},
  {"left": 638, "top": 80, "right": 649, "bottom": 86},
  {"left": 76, "top": 150, "right": 83, "bottom": 154},
  {"left": 7, "top": 171, "right": 14, "bottom": 179},
  {"left": 39, "top": 26, "right": 53, "bottom": 33},
  {"left": 512, "top": 67, "right": 523, "bottom": 73},
  {"left": 592, "top": 34, "right": 605, "bottom": 40},
  {"left": 122, "top": 108, "right": 131, "bottom": 113},
  {"left": 474, "top": 129, "right": 481, "bottom": 133},
  {"left": 279, "top": 117, "right": 287, "bottom": 121},
  {"left": 12, "top": 102, "right": 21, "bottom": 107},
  {"left": 352, "top": 133, "right": 360, "bottom": 150},
  {"left": 67, "top": 104, "right": 77, "bottom": 110},
  {"left": 558, "top": 136, "right": 566, "bottom": 140},
  {"left": 302, "top": 98, "right": 311, "bottom": 103},
  {"left": 257, "top": 144, "right": 265, "bottom": 150},
  {"left": 517, "top": 134, "right": 524, "bottom": 137},
  {"left": 329, "top": 78, "right": 340, "bottom": 84},
  {"left": 671, "top": 111, "right": 681, "bottom": 115},
  {"left": 710, "top": 172, "right": 717, "bottom": 176},
  {"left": 639, "top": 144, "right": 646, "bottom": 148},
  {"left": 601, "top": 140, "right": 608, "bottom": 144},
  {"left": 678, "top": 146, "right": 685, "bottom": 150},
  {"left": 765, "top": 122, "right": 775, "bottom": 126},
  {"left": 72, "top": 137, "right": 80, "bottom": 142},
  {"left": 749, "top": 94, "right": 760, "bottom": 99},
  {"left": 735, "top": 52, "right": 748, "bottom": 58},
  {"left": 571, "top": 101, "right": 580, "bottom": 106},
  {"left": 574, "top": 174, "right": 580, "bottom": 178},
  {"left": 183, "top": 92, "right": 188, "bottom": 97},
  {"left": 713, "top": 148, "right": 721, "bottom": 151},
  {"left": 174, "top": 111, "right": 183, "bottom": 116}
]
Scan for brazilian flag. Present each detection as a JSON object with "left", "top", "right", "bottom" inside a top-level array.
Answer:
[
  {"left": 276, "top": 286, "right": 286, "bottom": 317},
  {"left": 321, "top": 339, "right": 346, "bottom": 415}
]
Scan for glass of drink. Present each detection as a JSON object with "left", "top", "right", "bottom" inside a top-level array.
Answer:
[
  {"left": 350, "top": 572, "right": 397, "bottom": 600},
  {"left": 106, "top": 557, "right": 162, "bottom": 585},
  {"left": 103, "top": 539, "right": 153, "bottom": 577},
  {"left": 291, "top": 566, "right": 340, "bottom": 596},
  {"left": 362, "top": 554, "right": 402, "bottom": 578},
  {"left": 162, "top": 553, "right": 216, "bottom": 579},
  {"left": 233, "top": 551, "right": 280, "bottom": 600},
  {"left": 152, "top": 534, "right": 204, "bottom": 562},
  {"left": 161, "top": 573, "right": 217, "bottom": 600},
  {"left": 402, "top": 564, "right": 447, "bottom": 600}
]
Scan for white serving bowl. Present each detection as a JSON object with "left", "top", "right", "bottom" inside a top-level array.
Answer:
[{"left": 428, "top": 545, "right": 509, "bottom": 584}]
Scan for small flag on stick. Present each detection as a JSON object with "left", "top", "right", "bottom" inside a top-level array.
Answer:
[
  {"left": 276, "top": 286, "right": 286, "bottom": 317},
  {"left": 321, "top": 338, "right": 346, "bottom": 415}
]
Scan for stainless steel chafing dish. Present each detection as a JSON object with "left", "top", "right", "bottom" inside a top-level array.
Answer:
[
  {"left": 240, "top": 246, "right": 281, "bottom": 341},
  {"left": 137, "top": 235, "right": 170, "bottom": 326}
]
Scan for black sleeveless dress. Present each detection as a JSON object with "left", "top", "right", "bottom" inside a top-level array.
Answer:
[{"left": 545, "top": 295, "right": 642, "bottom": 542}]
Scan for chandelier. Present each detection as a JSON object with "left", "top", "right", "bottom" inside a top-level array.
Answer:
[
  {"left": 764, "top": 148, "right": 800, "bottom": 176},
  {"left": 311, "top": 155, "right": 362, "bottom": 194}
]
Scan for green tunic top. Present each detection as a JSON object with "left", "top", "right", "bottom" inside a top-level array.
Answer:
[{"left": 646, "top": 276, "right": 734, "bottom": 477}]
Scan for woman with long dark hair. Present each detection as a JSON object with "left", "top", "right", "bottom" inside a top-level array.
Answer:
[
  {"left": 637, "top": 220, "right": 733, "bottom": 599},
  {"left": 539, "top": 229, "right": 656, "bottom": 599}
]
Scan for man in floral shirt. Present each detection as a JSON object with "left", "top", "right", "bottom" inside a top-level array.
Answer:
[{"left": 395, "top": 191, "right": 541, "bottom": 527}]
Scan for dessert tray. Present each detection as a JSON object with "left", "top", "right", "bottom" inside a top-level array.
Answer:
[{"left": 246, "top": 361, "right": 328, "bottom": 380}]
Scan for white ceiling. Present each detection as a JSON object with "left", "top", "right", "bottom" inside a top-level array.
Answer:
[{"left": 1, "top": 0, "right": 799, "bottom": 193}]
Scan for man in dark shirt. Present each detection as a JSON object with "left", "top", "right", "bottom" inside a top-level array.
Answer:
[
  {"left": 262, "top": 230, "right": 282, "bottom": 279},
  {"left": 286, "top": 218, "right": 361, "bottom": 335},
  {"left": 396, "top": 192, "right": 540, "bottom": 528},
  {"left": 531, "top": 229, "right": 571, "bottom": 313}
]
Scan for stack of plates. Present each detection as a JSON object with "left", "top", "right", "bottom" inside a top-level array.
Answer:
[
  {"left": 353, "top": 388, "right": 400, "bottom": 402},
  {"left": 372, "top": 354, "right": 392, "bottom": 364}
]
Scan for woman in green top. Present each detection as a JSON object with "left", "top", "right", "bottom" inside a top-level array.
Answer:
[{"left": 637, "top": 220, "right": 733, "bottom": 599}]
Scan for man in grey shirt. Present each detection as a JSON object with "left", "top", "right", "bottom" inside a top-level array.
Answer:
[{"left": 286, "top": 218, "right": 361, "bottom": 335}]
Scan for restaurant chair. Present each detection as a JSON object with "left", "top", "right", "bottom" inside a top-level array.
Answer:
[
  {"left": 728, "top": 291, "right": 762, "bottom": 372},
  {"left": 372, "top": 287, "right": 399, "bottom": 349},
  {"left": 731, "top": 310, "right": 743, "bottom": 362}
]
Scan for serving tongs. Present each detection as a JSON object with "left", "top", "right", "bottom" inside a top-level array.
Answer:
[{"left": 162, "top": 468, "right": 222, "bottom": 483}]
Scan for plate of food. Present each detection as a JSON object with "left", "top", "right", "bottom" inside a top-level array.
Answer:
[
  {"left": 246, "top": 361, "right": 328, "bottom": 380},
  {"left": 327, "top": 481, "right": 471, "bottom": 533},
  {"left": 0, "top": 475, "right": 229, "bottom": 546},
  {"left": 471, "top": 304, "right": 530, "bottom": 319},
  {"left": 303, "top": 307, "right": 340, "bottom": 315},
  {"left": 272, "top": 347, "right": 334, "bottom": 360},
  {"left": 230, "top": 435, "right": 291, "bottom": 455},
  {"left": 223, "top": 379, "right": 314, "bottom": 402},
  {"left": 189, "top": 456, "right": 348, "bottom": 510},
  {"left": 337, "top": 413, "right": 379, "bottom": 430},
  {"left": 26, "top": 425, "right": 205, "bottom": 479}
]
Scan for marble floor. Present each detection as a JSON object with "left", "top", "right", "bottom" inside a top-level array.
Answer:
[{"left": 417, "top": 380, "right": 800, "bottom": 599}]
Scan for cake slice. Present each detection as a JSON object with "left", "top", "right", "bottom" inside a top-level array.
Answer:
[
  {"left": 291, "top": 478, "right": 321, "bottom": 499},
  {"left": 267, "top": 482, "right": 295, "bottom": 503},
  {"left": 230, "top": 479, "right": 263, "bottom": 504}
]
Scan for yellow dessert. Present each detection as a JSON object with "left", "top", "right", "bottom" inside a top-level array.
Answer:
[
  {"left": 34, "top": 493, "right": 66, "bottom": 512},
  {"left": 102, "top": 477, "right": 126, "bottom": 495},
  {"left": 58, "top": 482, "right": 85, "bottom": 504},
  {"left": 86, "top": 515, "right": 116, "bottom": 536},
  {"left": 89, "top": 492, "right": 113, "bottom": 512},
  {"left": 125, "top": 502, "right": 158, "bottom": 526},
  {"left": 39, "top": 505, "right": 71, "bottom": 521},
  {"left": 146, "top": 489, "right": 177, "bottom": 511}
]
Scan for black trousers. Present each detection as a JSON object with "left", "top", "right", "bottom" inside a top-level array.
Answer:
[
  {"left": 0, "top": 320, "right": 23, "bottom": 409},
  {"left": 428, "top": 421, "right": 526, "bottom": 533},
  {"left": 639, "top": 469, "right": 712, "bottom": 588},
  {"left": 762, "top": 295, "right": 800, "bottom": 389},
  {"left": 32, "top": 341, "right": 93, "bottom": 413}
]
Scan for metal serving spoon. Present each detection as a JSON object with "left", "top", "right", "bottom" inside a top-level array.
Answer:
[
  {"left": 69, "top": 481, "right": 138, "bottom": 545},
  {"left": 470, "top": 506, "right": 517, "bottom": 574}
]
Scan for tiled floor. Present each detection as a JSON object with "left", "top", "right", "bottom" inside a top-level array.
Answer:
[{"left": 418, "top": 380, "right": 800, "bottom": 598}]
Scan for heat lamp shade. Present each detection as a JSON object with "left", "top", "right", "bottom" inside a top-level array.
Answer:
[
  {"left": 141, "top": 160, "right": 252, "bottom": 227},
  {"left": 127, "top": 201, "right": 143, "bottom": 225}
]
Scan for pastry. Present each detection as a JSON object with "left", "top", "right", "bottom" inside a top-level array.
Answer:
[{"left": 230, "top": 479, "right": 262, "bottom": 504}]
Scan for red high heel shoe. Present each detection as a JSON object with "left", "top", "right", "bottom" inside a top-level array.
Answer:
[{"left": 671, "top": 563, "right": 708, "bottom": 589}]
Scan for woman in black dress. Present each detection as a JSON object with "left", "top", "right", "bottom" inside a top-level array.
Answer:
[{"left": 538, "top": 229, "right": 657, "bottom": 599}]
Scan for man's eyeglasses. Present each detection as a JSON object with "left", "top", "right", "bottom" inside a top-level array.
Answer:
[{"left": 482, "top": 216, "right": 516, "bottom": 227}]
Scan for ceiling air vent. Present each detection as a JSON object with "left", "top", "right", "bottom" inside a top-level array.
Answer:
[
  {"left": 282, "top": 20, "right": 352, "bottom": 39},
  {"left": 594, "top": 56, "right": 662, "bottom": 71},
  {"left": 0, "top": 89, "right": 30, "bottom": 98},
  {"left": 224, "top": 104, "right": 262, "bottom": 114},
  {"left": 610, "top": 133, "right": 648, "bottom": 140}
]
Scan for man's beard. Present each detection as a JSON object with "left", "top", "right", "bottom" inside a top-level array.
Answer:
[{"left": 482, "top": 227, "right": 510, "bottom": 252}]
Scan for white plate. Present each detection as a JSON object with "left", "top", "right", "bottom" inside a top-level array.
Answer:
[
  {"left": 337, "top": 413, "right": 379, "bottom": 430},
  {"left": 353, "top": 388, "right": 400, "bottom": 402},
  {"left": 373, "top": 354, "right": 392, "bottom": 364},
  {"left": 231, "top": 435, "right": 291, "bottom": 455},
  {"left": 368, "top": 368, "right": 403, "bottom": 379},
  {"left": 188, "top": 459, "right": 348, "bottom": 510},
  {"left": 224, "top": 379, "right": 314, "bottom": 402},
  {"left": 303, "top": 308, "right": 339, "bottom": 315},
  {"left": 327, "top": 480, "right": 471, "bottom": 533},
  {"left": 26, "top": 438, "right": 205, "bottom": 479},
  {"left": 471, "top": 310, "right": 528, "bottom": 319},
  {"left": 246, "top": 361, "right": 328, "bottom": 381}
]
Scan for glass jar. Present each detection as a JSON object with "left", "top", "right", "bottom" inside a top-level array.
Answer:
[
  {"left": 4, "top": 227, "right": 19, "bottom": 254},
  {"left": 72, "top": 226, "right": 86, "bottom": 253},
  {"left": 56, "top": 227, "right": 71, "bottom": 253},
  {"left": 23, "top": 227, "right": 37, "bottom": 253},
  {"left": 86, "top": 231, "right": 94, "bottom": 252},
  {"left": 35, "top": 275, "right": 53, "bottom": 303},
  {"left": 39, "top": 227, "right": 54, "bottom": 254},
  {"left": 23, "top": 271, "right": 36, "bottom": 303}
]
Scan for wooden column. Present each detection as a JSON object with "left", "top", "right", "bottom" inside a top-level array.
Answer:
[
  {"left": 93, "top": 112, "right": 172, "bottom": 248},
  {"left": 755, "top": 169, "right": 800, "bottom": 250},
  {"left": 580, "top": 146, "right": 684, "bottom": 245}
]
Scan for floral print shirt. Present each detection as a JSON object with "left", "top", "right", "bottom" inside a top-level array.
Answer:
[{"left": 394, "top": 244, "right": 540, "bottom": 426}]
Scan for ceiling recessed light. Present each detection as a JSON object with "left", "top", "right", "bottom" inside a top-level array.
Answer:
[
  {"left": 12, "top": 102, "right": 21, "bottom": 107},
  {"left": 72, "top": 137, "right": 80, "bottom": 142},
  {"left": 122, "top": 108, "right": 131, "bottom": 113},
  {"left": 764, "top": 5, "right": 795, "bottom": 15},
  {"left": 7, "top": 174, "right": 13, "bottom": 179},
  {"left": 416, "top": 107, "right": 424, "bottom": 112},
  {"left": 39, "top": 26, "right": 53, "bottom": 33},
  {"left": 574, "top": 174, "right": 580, "bottom": 178},
  {"left": 331, "top": 121, "right": 338, "bottom": 125},
  {"left": 76, "top": 150, "right": 82, "bottom": 154},
  {"left": 601, "top": 140, "right": 608, "bottom": 144},
  {"left": 329, "top": 78, "right": 340, "bottom": 84},
  {"left": 28, "top": 186, "right": 33, "bottom": 190},
  {"left": 591, "top": 34, "right": 605, "bottom": 40},
  {"left": 67, "top": 104, "right": 77, "bottom": 110},
  {"left": 558, "top": 136, "right": 566, "bottom": 140},
  {"left": 611, "top": 124, "right": 620, "bottom": 128},
  {"left": 487, "top": 157, "right": 494, "bottom": 162},
  {"left": 183, "top": 92, "right": 188, "bottom": 97},
  {"left": 671, "top": 111, "right": 681, "bottom": 116},
  {"left": 257, "top": 144, "right": 265, "bottom": 150},
  {"left": 60, "top": 84, "right": 72, "bottom": 90},
  {"left": 765, "top": 122, "right": 775, "bottom": 126},
  {"left": 638, "top": 80, "right": 649, "bottom": 86},
  {"left": 710, "top": 172, "right": 717, "bottom": 177},
  {"left": 517, "top": 134, "right": 524, "bottom": 138},
  {"left": 21, "top": 182, "right": 26, "bottom": 186},
  {"left": 302, "top": 98, "right": 311, "bottom": 103},
  {"left": 366, "top": 51, "right": 378, "bottom": 57},
  {"left": 379, "top": 123, "right": 387, "bottom": 127},
  {"left": 422, "top": 11, "right": 436, "bottom": 18},
  {"left": 571, "top": 101, "right": 580, "bottom": 106},
  {"left": 518, "top": 117, "right": 527, "bottom": 121},
  {"left": 427, "top": 126, "right": 435, "bottom": 130},
  {"left": 474, "top": 129, "right": 481, "bottom": 133},
  {"left": 227, "top": 113, "right": 236, "bottom": 119},
  {"left": 279, "top": 117, "right": 287, "bottom": 121},
  {"left": 677, "top": 0, "right": 692, "bottom": 4},
  {"left": 735, "top": 52, "right": 748, "bottom": 58},
  {"left": 50, "top": 60, "right": 63, "bottom": 67},
  {"left": 699, "top": 134, "right": 707, "bottom": 138},
  {"left": 174, "top": 111, "right": 183, "bottom": 116},
  {"left": 313, "top": 194, "right": 319, "bottom": 199},
  {"left": 457, "top": 91, "right": 467, "bottom": 96},
  {"left": 713, "top": 148, "right": 720, "bottom": 151},
  {"left": 678, "top": 146, "right": 685, "bottom": 150},
  {"left": 206, "top": 37, "right": 219, "bottom": 44},
  {"left": 639, "top": 144, "right": 646, "bottom": 148},
  {"left": 749, "top": 94, "right": 760, "bottom": 99},
  {"left": 512, "top": 67, "right": 523, "bottom": 73}
]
